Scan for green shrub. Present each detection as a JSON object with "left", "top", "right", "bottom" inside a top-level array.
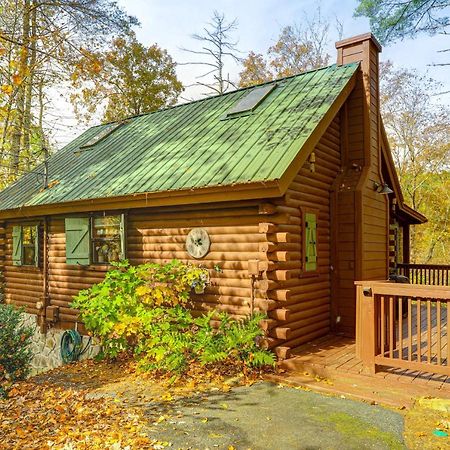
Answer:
[
  {"left": 71, "top": 260, "right": 275, "bottom": 373},
  {"left": 0, "top": 304, "right": 34, "bottom": 397}
]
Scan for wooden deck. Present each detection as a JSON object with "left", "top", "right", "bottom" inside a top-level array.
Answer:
[
  {"left": 278, "top": 304, "right": 449, "bottom": 406},
  {"left": 278, "top": 333, "right": 450, "bottom": 408}
]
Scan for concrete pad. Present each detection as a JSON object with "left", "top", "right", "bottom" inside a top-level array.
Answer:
[{"left": 147, "top": 381, "right": 406, "bottom": 449}]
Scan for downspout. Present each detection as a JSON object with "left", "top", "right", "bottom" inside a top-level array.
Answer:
[{"left": 40, "top": 216, "right": 49, "bottom": 333}]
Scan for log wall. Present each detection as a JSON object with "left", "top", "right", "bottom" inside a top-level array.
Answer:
[
  {"left": 258, "top": 115, "right": 342, "bottom": 358},
  {"left": 3, "top": 221, "right": 44, "bottom": 316},
  {"left": 36, "top": 200, "right": 291, "bottom": 338}
]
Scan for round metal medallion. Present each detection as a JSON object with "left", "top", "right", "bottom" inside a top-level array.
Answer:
[{"left": 186, "top": 228, "right": 210, "bottom": 259}]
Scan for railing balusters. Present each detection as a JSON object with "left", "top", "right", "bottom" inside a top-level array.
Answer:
[
  {"left": 447, "top": 302, "right": 450, "bottom": 367},
  {"left": 436, "top": 300, "right": 441, "bottom": 366},
  {"left": 417, "top": 299, "right": 421, "bottom": 363},
  {"left": 398, "top": 296, "right": 403, "bottom": 360},
  {"left": 356, "top": 281, "right": 450, "bottom": 376},
  {"left": 380, "top": 295, "right": 385, "bottom": 356},
  {"left": 427, "top": 300, "right": 432, "bottom": 363},
  {"left": 396, "top": 263, "right": 450, "bottom": 287},
  {"left": 389, "top": 296, "right": 394, "bottom": 358},
  {"left": 408, "top": 297, "right": 412, "bottom": 361}
]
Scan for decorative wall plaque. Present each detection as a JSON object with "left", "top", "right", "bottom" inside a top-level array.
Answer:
[{"left": 186, "top": 228, "right": 210, "bottom": 259}]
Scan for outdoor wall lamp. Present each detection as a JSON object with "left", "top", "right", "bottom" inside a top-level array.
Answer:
[{"left": 373, "top": 182, "right": 394, "bottom": 195}]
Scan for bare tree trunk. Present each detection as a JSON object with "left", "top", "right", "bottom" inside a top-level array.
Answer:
[
  {"left": 11, "top": 0, "right": 31, "bottom": 178},
  {"left": 23, "top": 0, "right": 37, "bottom": 156}
]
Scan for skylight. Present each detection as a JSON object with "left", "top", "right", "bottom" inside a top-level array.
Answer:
[
  {"left": 226, "top": 83, "right": 276, "bottom": 117},
  {"left": 79, "top": 122, "right": 124, "bottom": 149}
]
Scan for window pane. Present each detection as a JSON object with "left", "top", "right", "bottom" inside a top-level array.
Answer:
[
  {"left": 22, "top": 225, "right": 37, "bottom": 266},
  {"left": 23, "top": 246, "right": 36, "bottom": 266},
  {"left": 93, "top": 216, "right": 120, "bottom": 238},
  {"left": 91, "top": 215, "right": 122, "bottom": 264},
  {"left": 22, "top": 226, "right": 36, "bottom": 245}
]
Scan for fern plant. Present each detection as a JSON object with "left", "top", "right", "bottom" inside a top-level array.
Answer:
[{"left": 72, "top": 260, "right": 275, "bottom": 374}]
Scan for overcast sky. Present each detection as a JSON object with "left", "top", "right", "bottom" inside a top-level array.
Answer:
[{"left": 52, "top": 0, "right": 449, "bottom": 147}]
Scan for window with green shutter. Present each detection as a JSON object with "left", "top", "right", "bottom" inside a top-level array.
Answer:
[
  {"left": 12, "top": 224, "right": 39, "bottom": 266},
  {"left": 304, "top": 212, "right": 318, "bottom": 272},
  {"left": 65, "top": 214, "right": 126, "bottom": 265},
  {"left": 65, "top": 217, "right": 90, "bottom": 265}
]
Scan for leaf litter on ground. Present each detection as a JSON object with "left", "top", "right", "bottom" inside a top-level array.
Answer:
[{"left": 0, "top": 357, "right": 270, "bottom": 450}]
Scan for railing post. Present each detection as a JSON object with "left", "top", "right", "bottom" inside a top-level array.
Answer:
[{"left": 355, "top": 283, "right": 377, "bottom": 375}]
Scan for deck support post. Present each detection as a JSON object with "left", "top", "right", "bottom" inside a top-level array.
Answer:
[{"left": 356, "top": 283, "right": 377, "bottom": 374}]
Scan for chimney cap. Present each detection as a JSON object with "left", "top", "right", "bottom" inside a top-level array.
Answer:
[{"left": 335, "top": 32, "right": 382, "bottom": 53}]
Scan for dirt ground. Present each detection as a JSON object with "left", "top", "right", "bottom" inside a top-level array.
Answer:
[{"left": 1, "top": 359, "right": 449, "bottom": 449}]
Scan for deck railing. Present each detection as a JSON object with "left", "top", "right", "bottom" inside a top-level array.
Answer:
[
  {"left": 397, "top": 263, "right": 450, "bottom": 286},
  {"left": 355, "top": 281, "right": 450, "bottom": 376}
]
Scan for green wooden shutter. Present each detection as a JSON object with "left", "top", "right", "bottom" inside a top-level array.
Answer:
[
  {"left": 119, "top": 213, "right": 126, "bottom": 260},
  {"left": 33, "top": 224, "right": 39, "bottom": 266},
  {"left": 12, "top": 225, "right": 22, "bottom": 266},
  {"left": 305, "top": 213, "right": 317, "bottom": 272},
  {"left": 65, "top": 217, "right": 90, "bottom": 265}
]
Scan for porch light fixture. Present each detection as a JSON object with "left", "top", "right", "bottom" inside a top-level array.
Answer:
[{"left": 373, "top": 182, "right": 393, "bottom": 195}]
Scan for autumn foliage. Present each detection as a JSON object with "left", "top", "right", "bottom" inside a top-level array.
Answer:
[
  {"left": 0, "top": 304, "right": 33, "bottom": 397},
  {"left": 71, "top": 260, "right": 275, "bottom": 374}
]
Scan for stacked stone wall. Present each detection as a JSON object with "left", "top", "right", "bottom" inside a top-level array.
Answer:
[{"left": 22, "top": 313, "right": 100, "bottom": 374}]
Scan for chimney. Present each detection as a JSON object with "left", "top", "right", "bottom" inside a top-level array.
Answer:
[
  {"left": 336, "top": 33, "right": 382, "bottom": 176},
  {"left": 335, "top": 33, "right": 382, "bottom": 176},
  {"left": 333, "top": 33, "right": 389, "bottom": 288}
]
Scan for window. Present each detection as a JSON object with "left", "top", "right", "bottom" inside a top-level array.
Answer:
[
  {"left": 226, "top": 84, "right": 276, "bottom": 117},
  {"left": 91, "top": 216, "right": 123, "bottom": 264},
  {"left": 303, "top": 211, "right": 318, "bottom": 273},
  {"left": 79, "top": 122, "right": 124, "bottom": 149},
  {"left": 65, "top": 214, "right": 125, "bottom": 265},
  {"left": 12, "top": 224, "right": 39, "bottom": 267}
]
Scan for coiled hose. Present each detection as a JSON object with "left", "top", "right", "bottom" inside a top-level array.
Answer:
[{"left": 60, "top": 329, "right": 91, "bottom": 364}]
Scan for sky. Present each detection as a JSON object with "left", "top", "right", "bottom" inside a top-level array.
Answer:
[{"left": 52, "top": 0, "right": 450, "bottom": 147}]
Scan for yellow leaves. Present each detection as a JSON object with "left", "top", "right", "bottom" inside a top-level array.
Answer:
[
  {"left": 161, "top": 392, "right": 173, "bottom": 402},
  {"left": 1, "top": 84, "right": 13, "bottom": 95},
  {"left": 156, "top": 415, "right": 167, "bottom": 423},
  {"left": 1, "top": 379, "right": 153, "bottom": 449},
  {"left": 135, "top": 285, "right": 150, "bottom": 296}
]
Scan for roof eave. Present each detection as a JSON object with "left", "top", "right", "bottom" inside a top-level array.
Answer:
[{"left": 0, "top": 179, "right": 283, "bottom": 220}]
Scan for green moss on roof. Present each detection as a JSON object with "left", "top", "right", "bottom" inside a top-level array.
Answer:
[{"left": 0, "top": 63, "right": 358, "bottom": 211}]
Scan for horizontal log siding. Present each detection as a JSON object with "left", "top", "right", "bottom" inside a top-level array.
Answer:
[
  {"left": 0, "top": 221, "right": 5, "bottom": 301},
  {"left": 127, "top": 203, "right": 270, "bottom": 320},
  {"left": 44, "top": 201, "right": 291, "bottom": 329},
  {"left": 266, "top": 116, "right": 341, "bottom": 355},
  {"left": 3, "top": 221, "right": 44, "bottom": 315}
]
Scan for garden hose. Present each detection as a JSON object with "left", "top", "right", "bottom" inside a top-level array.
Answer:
[{"left": 60, "top": 329, "right": 91, "bottom": 364}]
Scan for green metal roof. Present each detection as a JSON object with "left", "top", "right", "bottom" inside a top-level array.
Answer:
[{"left": 0, "top": 63, "right": 358, "bottom": 212}]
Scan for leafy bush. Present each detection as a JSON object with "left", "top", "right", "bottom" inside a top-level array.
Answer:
[
  {"left": 72, "top": 260, "right": 275, "bottom": 373},
  {"left": 0, "top": 304, "right": 34, "bottom": 397}
]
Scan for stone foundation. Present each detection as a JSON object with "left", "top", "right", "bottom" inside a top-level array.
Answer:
[{"left": 22, "top": 313, "right": 101, "bottom": 375}]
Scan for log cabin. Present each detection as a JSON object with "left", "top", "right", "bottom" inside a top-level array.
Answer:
[{"left": 0, "top": 33, "right": 426, "bottom": 362}]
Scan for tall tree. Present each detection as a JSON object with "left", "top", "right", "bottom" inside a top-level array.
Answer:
[
  {"left": 355, "top": 0, "right": 450, "bottom": 43},
  {"left": 0, "top": 0, "right": 138, "bottom": 186},
  {"left": 181, "top": 11, "right": 241, "bottom": 95},
  {"left": 70, "top": 34, "right": 183, "bottom": 122},
  {"left": 239, "top": 10, "right": 330, "bottom": 87},
  {"left": 381, "top": 62, "right": 450, "bottom": 262}
]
